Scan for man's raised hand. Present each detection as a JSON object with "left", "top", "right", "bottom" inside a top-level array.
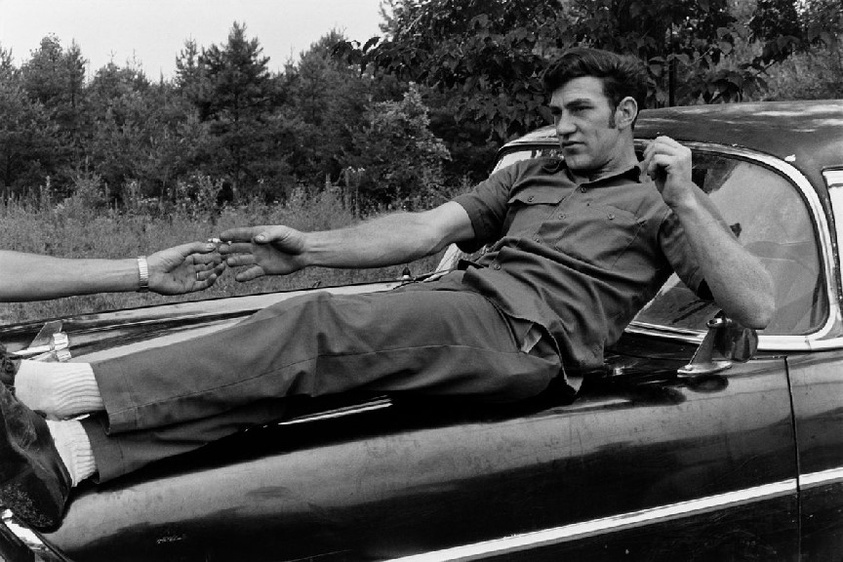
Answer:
[{"left": 641, "top": 136, "right": 695, "bottom": 209}]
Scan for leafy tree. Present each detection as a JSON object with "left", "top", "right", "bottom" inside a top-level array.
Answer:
[
  {"left": 174, "top": 39, "right": 206, "bottom": 111},
  {"left": 179, "top": 22, "right": 285, "bottom": 199},
  {"left": 19, "top": 35, "right": 88, "bottom": 190},
  {"left": 0, "top": 47, "right": 16, "bottom": 79},
  {"left": 754, "top": 0, "right": 843, "bottom": 99},
  {"left": 279, "top": 30, "right": 378, "bottom": 188},
  {"left": 801, "top": 0, "right": 843, "bottom": 47},
  {"left": 21, "top": 36, "right": 86, "bottom": 114},
  {"left": 343, "top": 0, "right": 829, "bottom": 167},
  {"left": 339, "top": 0, "right": 770, "bottom": 183},
  {"left": 564, "top": 0, "right": 747, "bottom": 105},
  {"left": 85, "top": 63, "right": 156, "bottom": 198},
  {"left": 353, "top": 0, "right": 564, "bottom": 139},
  {"left": 345, "top": 84, "right": 451, "bottom": 212},
  {"left": 0, "top": 75, "right": 59, "bottom": 196}
]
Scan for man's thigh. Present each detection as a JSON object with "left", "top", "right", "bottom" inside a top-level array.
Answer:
[{"left": 298, "top": 288, "right": 561, "bottom": 403}]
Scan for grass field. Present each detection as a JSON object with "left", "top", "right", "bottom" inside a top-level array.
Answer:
[{"left": 0, "top": 189, "right": 443, "bottom": 325}]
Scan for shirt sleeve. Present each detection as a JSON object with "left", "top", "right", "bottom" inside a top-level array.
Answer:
[{"left": 451, "top": 163, "right": 518, "bottom": 253}]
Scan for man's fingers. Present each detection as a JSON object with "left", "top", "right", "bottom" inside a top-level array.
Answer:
[
  {"left": 197, "top": 261, "right": 226, "bottom": 276},
  {"left": 225, "top": 254, "right": 256, "bottom": 268},
  {"left": 175, "top": 241, "right": 219, "bottom": 255},
  {"left": 190, "top": 274, "right": 220, "bottom": 291},
  {"left": 647, "top": 153, "right": 672, "bottom": 177},
  {"left": 641, "top": 146, "right": 653, "bottom": 171},
  {"left": 220, "top": 242, "right": 256, "bottom": 255},
  {"left": 192, "top": 253, "right": 223, "bottom": 266},
  {"left": 234, "top": 267, "right": 265, "bottom": 282},
  {"left": 218, "top": 227, "right": 264, "bottom": 242}
]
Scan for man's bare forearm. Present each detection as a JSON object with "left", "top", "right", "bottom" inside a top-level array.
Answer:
[
  {"left": 302, "top": 202, "right": 474, "bottom": 269},
  {"left": 671, "top": 189, "right": 775, "bottom": 329}
]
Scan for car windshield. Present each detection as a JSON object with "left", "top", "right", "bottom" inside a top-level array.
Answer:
[{"left": 495, "top": 146, "right": 828, "bottom": 336}]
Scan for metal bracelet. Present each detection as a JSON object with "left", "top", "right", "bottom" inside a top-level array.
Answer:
[{"left": 137, "top": 255, "right": 149, "bottom": 292}]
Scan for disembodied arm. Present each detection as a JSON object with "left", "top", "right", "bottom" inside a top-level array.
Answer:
[
  {"left": 643, "top": 136, "right": 775, "bottom": 329},
  {"left": 0, "top": 242, "right": 224, "bottom": 302},
  {"left": 219, "top": 201, "right": 475, "bottom": 282}
]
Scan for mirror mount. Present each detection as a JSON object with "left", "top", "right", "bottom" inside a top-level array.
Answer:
[{"left": 677, "top": 312, "right": 758, "bottom": 378}]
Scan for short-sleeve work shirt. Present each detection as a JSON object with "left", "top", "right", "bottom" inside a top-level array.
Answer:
[{"left": 450, "top": 157, "right": 705, "bottom": 372}]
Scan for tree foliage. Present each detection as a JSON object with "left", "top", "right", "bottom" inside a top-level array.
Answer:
[
  {"left": 347, "top": 0, "right": 841, "bottom": 130},
  {"left": 0, "top": 75, "right": 59, "bottom": 195},
  {"left": 0, "top": 4, "right": 840, "bottom": 214},
  {"left": 346, "top": 83, "right": 451, "bottom": 212}
]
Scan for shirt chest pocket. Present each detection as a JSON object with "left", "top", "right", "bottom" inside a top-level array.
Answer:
[
  {"left": 554, "top": 204, "right": 644, "bottom": 270},
  {"left": 504, "top": 189, "right": 566, "bottom": 237}
]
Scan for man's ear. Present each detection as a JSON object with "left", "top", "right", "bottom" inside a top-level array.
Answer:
[{"left": 615, "top": 96, "right": 638, "bottom": 130}]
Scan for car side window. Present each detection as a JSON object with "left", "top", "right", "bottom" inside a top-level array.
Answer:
[
  {"left": 493, "top": 147, "right": 562, "bottom": 171},
  {"left": 635, "top": 152, "right": 827, "bottom": 335}
]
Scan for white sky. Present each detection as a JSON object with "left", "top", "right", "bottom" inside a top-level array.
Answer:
[{"left": 0, "top": 0, "right": 386, "bottom": 79}]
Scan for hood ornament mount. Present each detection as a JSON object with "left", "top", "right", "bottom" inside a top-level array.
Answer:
[{"left": 11, "top": 320, "right": 72, "bottom": 362}]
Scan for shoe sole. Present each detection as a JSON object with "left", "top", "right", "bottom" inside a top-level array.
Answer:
[{"left": 0, "top": 385, "right": 68, "bottom": 530}]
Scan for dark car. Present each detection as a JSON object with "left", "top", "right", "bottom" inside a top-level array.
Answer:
[{"left": 2, "top": 100, "right": 843, "bottom": 561}]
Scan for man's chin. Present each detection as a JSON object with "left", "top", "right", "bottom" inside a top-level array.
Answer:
[{"left": 563, "top": 156, "right": 593, "bottom": 173}]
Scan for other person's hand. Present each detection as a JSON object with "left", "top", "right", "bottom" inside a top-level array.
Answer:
[
  {"left": 147, "top": 241, "right": 225, "bottom": 295},
  {"left": 218, "top": 226, "right": 307, "bottom": 281}
]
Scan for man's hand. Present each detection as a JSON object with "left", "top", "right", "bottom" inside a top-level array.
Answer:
[
  {"left": 147, "top": 242, "right": 225, "bottom": 295},
  {"left": 218, "top": 226, "right": 308, "bottom": 282},
  {"left": 642, "top": 136, "right": 695, "bottom": 209}
]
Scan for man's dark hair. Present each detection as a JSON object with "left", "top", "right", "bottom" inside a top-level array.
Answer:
[{"left": 542, "top": 47, "right": 649, "bottom": 111}]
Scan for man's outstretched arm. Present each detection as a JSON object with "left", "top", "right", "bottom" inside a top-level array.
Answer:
[
  {"left": 219, "top": 201, "right": 475, "bottom": 282},
  {"left": 643, "top": 136, "right": 775, "bottom": 329}
]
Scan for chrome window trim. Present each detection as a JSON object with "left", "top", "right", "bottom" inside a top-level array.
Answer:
[
  {"left": 627, "top": 142, "right": 840, "bottom": 352},
  {"left": 387, "top": 479, "right": 798, "bottom": 561}
]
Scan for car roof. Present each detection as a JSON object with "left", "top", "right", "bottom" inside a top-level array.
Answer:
[{"left": 504, "top": 100, "right": 843, "bottom": 192}]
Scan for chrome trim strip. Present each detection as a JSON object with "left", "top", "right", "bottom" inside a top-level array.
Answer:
[
  {"left": 273, "top": 396, "right": 392, "bottom": 427},
  {"left": 801, "top": 467, "right": 843, "bottom": 489},
  {"left": 0, "top": 509, "right": 68, "bottom": 562},
  {"left": 388, "top": 480, "right": 797, "bottom": 561},
  {"left": 625, "top": 324, "right": 814, "bottom": 352}
]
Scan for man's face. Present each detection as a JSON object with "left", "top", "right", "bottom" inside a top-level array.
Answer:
[{"left": 549, "top": 76, "right": 626, "bottom": 175}]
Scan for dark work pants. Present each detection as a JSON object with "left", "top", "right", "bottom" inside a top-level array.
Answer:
[{"left": 81, "top": 286, "right": 561, "bottom": 481}]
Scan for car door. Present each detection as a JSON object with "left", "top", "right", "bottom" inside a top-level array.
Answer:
[{"left": 788, "top": 168, "right": 843, "bottom": 559}]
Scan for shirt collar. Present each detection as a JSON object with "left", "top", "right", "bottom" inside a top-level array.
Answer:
[{"left": 557, "top": 161, "right": 643, "bottom": 187}]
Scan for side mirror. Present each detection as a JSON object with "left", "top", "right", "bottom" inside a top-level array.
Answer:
[
  {"left": 678, "top": 313, "right": 758, "bottom": 377},
  {"left": 714, "top": 316, "right": 758, "bottom": 363}
]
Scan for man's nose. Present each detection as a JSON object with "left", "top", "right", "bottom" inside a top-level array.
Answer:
[{"left": 555, "top": 114, "right": 575, "bottom": 136}]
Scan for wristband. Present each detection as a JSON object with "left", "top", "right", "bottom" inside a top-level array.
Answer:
[{"left": 137, "top": 256, "right": 149, "bottom": 292}]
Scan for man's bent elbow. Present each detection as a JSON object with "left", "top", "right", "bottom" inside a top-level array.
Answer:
[
  {"left": 734, "top": 292, "right": 775, "bottom": 330},
  {"left": 743, "top": 305, "right": 774, "bottom": 330}
]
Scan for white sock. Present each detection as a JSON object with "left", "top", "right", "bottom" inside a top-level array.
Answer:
[
  {"left": 45, "top": 419, "right": 96, "bottom": 487},
  {"left": 15, "top": 361, "right": 103, "bottom": 419}
]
